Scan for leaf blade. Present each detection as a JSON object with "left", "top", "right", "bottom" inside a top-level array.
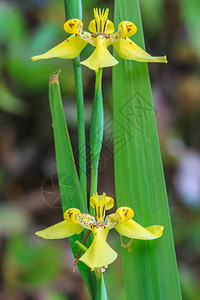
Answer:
[
  {"left": 113, "top": 1, "right": 182, "bottom": 299},
  {"left": 49, "top": 73, "right": 96, "bottom": 299}
]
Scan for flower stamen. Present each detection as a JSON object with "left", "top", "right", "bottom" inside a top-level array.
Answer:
[{"left": 94, "top": 8, "right": 109, "bottom": 33}]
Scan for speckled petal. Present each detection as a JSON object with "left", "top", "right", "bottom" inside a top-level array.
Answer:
[
  {"left": 113, "top": 37, "right": 167, "bottom": 63},
  {"left": 116, "top": 207, "right": 134, "bottom": 223},
  {"left": 115, "top": 219, "right": 164, "bottom": 240},
  {"left": 105, "top": 213, "right": 121, "bottom": 229},
  {"left": 63, "top": 19, "right": 83, "bottom": 34},
  {"left": 75, "top": 213, "right": 96, "bottom": 230},
  {"left": 118, "top": 21, "right": 137, "bottom": 37}
]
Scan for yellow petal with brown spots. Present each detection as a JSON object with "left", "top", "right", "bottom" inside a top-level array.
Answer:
[{"left": 113, "top": 37, "right": 167, "bottom": 63}]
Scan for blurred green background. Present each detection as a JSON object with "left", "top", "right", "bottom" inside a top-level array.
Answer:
[{"left": 0, "top": 0, "right": 200, "bottom": 299}]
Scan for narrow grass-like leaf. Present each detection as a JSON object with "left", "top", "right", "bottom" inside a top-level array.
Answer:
[
  {"left": 49, "top": 73, "right": 96, "bottom": 299},
  {"left": 49, "top": 73, "right": 85, "bottom": 212},
  {"left": 113, "top": 1, "right": 182, "bottom": 299}
]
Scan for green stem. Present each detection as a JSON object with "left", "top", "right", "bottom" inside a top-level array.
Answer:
[
  {"left": 74, "top": 240, "right": 88, "bottom": 252},
  {"left": 73, "top": 57, "right": 87, "bottom": 202},
  {"left": 90, "top": 160, "right": 99, "bottom": 197},
  {"left": 90, "top": 69, "right": 108, "bottom": 300},
  {"left": 89, "top": 68, "right": 103, "bottom": 215},
  {"left": 95, "top": 271, "right": 108, "bottom": 300},
  {"left": 64, "top": 0, "right": 82, "bottom": 19},
  {"left": 64, "top": 1, "right": 87, "bottom": 203}
]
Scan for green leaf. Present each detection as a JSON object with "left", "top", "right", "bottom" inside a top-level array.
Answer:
[
  {"left": 113, "top": 1, "right": 182, "bottom": 299},
  {"left": 48, "top": 72, "right": 96, "bottom": 299},
  {"left": 49, "top": 72, "right": 85, "bottom": 213}
]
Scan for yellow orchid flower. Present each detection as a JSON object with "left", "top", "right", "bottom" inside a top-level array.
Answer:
[
  {"left": 36, "top": 193, "right": 164, "bottom": 269},
  {"left": 31, "top": 8, "right": 167, "bottom": 72}
]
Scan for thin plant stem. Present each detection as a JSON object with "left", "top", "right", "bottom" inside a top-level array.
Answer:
[
  {"left": 89, "top": 68, "right": 108, "bottom": 299},
  {"left": 90, "top": 160, "right": 99, "bottom": 196},
  {"left": 64, "top": 0, "right": 87, "bottom": 203},
  {"left": 73, "top": 57, "right": 87, "bottom": 202},
  {"left": 95, "top": 271, "right": 108, "bottom": 300},
  {"left": 89, "top": 68, "right": 103, "bottom": 215}
]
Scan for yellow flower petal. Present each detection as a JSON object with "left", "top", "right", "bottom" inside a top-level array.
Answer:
[
  {"left": 113, "top": 37, "right": 167, "bottom": 63},
  {"left": 115, "top": 219, "right": 164, "bottom": 240},
  {"left": 90, "top": 193, "right": 114, "bottom": 211},
  {"left": 89, "top": 193, "right": 114, "bottom": 222},
  {"left": 90, "top": 8, "right": 113, "bottom": 34},
  {"left": 35, "top": 220, "right": 84, "bottom": 239},
  {"left": 81, "top": 46, "right": 118, "bottom": 72},
  {"left": 116, "top": 206, "right": 134, "bottom": 223},
  {"left": 63, "top": 19, "right": 83, "bottom": 35},
  {"left": 104, "top": 196, "right": 114, "bottom": 210},
  {"left": 88, "top": 19, "right": 97, "bottom": 33},
  {"left": 89, "top": 19, "right": 114, "bottom": 34},
  {"left": 31, "top": 35, "right": 87, "bottom": 61},
  {"left": 75, "top": 212, "right": 96, "bottom": 230},
  {"left": 118, "top": 21, "right": 137, "bottom": 37},
  {"left": 105, "top": 213, "right": 121, "bottom": 229},
  {"left": 104, "top": 20, "right": 115, "bottom": 34},
  {"left": 64, "top": 208, "right": 81, "bottom": 224},
  {"left": 79, "top": 226, "right": 117, "bottom": 269}
]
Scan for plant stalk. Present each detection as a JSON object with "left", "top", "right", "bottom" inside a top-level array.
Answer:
[
  {"left": 89, "top": 68, "right": 103, "bottom": 215},
  {"left": 64, "top": 0, "right": 87, "bottom": 203},
  {"left": 73, "top": 57, "right": 87, "bottom": 202},
  {"left": 95, "top": 271, "right": 108, "bottom": 300}
]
